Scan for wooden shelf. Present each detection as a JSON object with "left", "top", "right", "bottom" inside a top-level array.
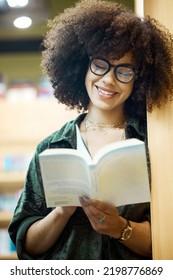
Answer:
[
  {"left": 0, "top": 211, "right": 13, "bottom": 228},
  {"left": 0, "top": 253, "right": 18, "bottom": 260},
  {"left": 0, "top": 172, "right": 25, "bottom": 193},
  {"left": 0, "top": 99, "right": 78, "bottom": 146}
]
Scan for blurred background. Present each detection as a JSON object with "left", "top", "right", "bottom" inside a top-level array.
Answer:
[
  {"left": 0, "top": 0, "right": 134, "bottom": 85},
  {"left": 1, "top": 0, "right": 173, "bottom": 260},
  {"left": 0, "top": 0, "right": 134, "bottom": 260}
]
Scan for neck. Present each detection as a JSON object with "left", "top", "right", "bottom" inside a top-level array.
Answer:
[
  {"left": 85, "top": 117, "right": 126, "bottom": 129},
  {"left": 87, "top": 105, "right": 127, "bottom": 126}
]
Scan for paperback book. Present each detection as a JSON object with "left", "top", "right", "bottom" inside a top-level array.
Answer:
[{"left": 39, "top": 138, "right": 150, "bottom": 207}]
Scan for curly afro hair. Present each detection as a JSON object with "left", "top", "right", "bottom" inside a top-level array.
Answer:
[{"left": 41, "top": 0, "right": 173, "bottom": 120}]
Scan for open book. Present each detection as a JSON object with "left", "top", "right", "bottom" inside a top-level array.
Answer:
[{"left": 39, "top": 138, "right": 150, "bottom": 207}]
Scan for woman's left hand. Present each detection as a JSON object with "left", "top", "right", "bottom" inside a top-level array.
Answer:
[{"left": 79, "top": 196, "right": 126, "bottom": 238}]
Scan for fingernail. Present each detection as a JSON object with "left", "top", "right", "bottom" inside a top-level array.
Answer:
[{"left": 83, "top": 196, "right": 90, "bottom": 200}]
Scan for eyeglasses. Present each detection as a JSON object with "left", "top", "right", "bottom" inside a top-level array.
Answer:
[{"left": 89, "top": 58, "right": 137, "bottom": 84}]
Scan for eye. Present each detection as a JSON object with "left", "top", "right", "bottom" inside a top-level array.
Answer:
[
  {"left": 92, "top": 59, "right": 108, "bottom": 69},
  {"left": 95, "top": 64, "right": 107, "bottom": 70},
  {"left": 116, "top": 66, "right": 134, "bottom": 77},
  {"left": 92, "top": 59, "right": 108, "bottom": 70}
]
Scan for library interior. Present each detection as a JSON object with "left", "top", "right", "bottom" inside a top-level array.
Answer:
[{"left": 0, "top": 0, "right": 173, "bottom": 260}]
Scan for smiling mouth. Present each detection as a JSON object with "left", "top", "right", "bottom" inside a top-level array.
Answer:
[{"left": 96, "top": 86, "right": 117, "bottom": 96}]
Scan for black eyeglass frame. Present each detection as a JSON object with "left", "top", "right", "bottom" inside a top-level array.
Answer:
[{"left": 89, "top": 57, "right": 138, "bottom": 84}]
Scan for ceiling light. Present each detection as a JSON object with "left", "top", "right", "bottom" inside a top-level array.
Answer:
[
  {"left": 13, "top": 16, "right": 32, "bottom": 29},
  {"left": 6, "top": 0, "right": 28, "bottom": 8}
]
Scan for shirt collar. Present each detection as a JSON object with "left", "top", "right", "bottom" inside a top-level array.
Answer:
[
  {"left": 49, "top": 113, "right": 146, "bottom": 148},
  {"left": 49, "top": 113, "right": 86, "bottom": 148}
]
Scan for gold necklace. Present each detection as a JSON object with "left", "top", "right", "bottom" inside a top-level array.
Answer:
[
  {"left": 84, "top": 117, "right": 126, "bottom": 135},
  {"left": 83, "top": 117, "right": 126, "bottom": 157}
]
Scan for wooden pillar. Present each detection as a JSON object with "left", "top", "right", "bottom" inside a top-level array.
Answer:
[{"left": 143, "top": 0, "right": 173, "bottom": 260}]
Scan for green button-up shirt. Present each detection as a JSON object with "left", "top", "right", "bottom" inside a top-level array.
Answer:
[{"left": 8, "top": 113, "right": 151, "bottom": 260}]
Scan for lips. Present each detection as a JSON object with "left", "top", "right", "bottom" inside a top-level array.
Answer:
[{"left": 96, "top": 85, "right": 117, "bottom": 97}]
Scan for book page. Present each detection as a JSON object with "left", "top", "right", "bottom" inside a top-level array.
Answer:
[
  {"left": 94, "top": 140, "right": 150, "bottom": 206},
  {"left": 39, "top": 153, "right": 92, "bottom": 207}
]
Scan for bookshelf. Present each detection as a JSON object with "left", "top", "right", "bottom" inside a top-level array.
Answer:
[
  {"left": 0, "top": 172, "right": 25, "bottom": 193},
  {"left": 0, "top": 211, "right": 13, "bottom": 228},
  {"left": 0, "top": 253, "right": 18, "bottom": 260},
  {"left": 0, "top": 96, "right": 78, "bottom": 259}
]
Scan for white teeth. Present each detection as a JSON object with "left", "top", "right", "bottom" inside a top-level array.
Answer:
[{"left": 98, "top": 87, "right": 115, "bottom": 96}]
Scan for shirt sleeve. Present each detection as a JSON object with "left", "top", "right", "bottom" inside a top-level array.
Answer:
[{"left": 8, "top": 145, "right": 51, "bottom": 259}]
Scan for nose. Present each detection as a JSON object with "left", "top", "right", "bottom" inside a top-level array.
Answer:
[{"left": 102, "top": 68, "right": 118, "bottom": 85}]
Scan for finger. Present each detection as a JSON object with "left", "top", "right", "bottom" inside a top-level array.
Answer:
[
  {"left": 80, "top": 197, "right": 106, "bottom": 218},
  {"left": 82, "top": 205, "right": 108, "bottom": 233},
  {"left": 82, "top": 196, "right": 117, "bottom": 215},
  {"left": 80, "top": 197, "right": 110, "bottom": 225},
  {"left": 80, "top": 197, "right": 121, "bottom": 237}
]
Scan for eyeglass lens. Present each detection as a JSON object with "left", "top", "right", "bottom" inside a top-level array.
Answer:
[{"left": 90, "top": 58, "right": 135, "bottom": 83}]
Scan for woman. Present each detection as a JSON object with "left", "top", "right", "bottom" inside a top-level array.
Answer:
[{"left": 9, "top": 0, "right": 173, "bottom": 259}]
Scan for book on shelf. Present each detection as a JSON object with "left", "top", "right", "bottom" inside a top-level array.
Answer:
[
  {"left": 39, "top": 138, "right": 150, "bottom": 207},
  {"left": 0, "top": 229, "right": 16, "bottom": 256},
  {"left": 6, "top": 81, "right": 37, "bottom": 102},
  {"left": 1, "top": 155, "right": 31, "bottom": 172},
  {"left": 0, "top": 191, "right": 22, "bottom": 213}
]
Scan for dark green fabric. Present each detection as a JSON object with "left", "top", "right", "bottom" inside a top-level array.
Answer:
[{"left": 8, "top": 113, "right": 151, "bottom": 260}]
